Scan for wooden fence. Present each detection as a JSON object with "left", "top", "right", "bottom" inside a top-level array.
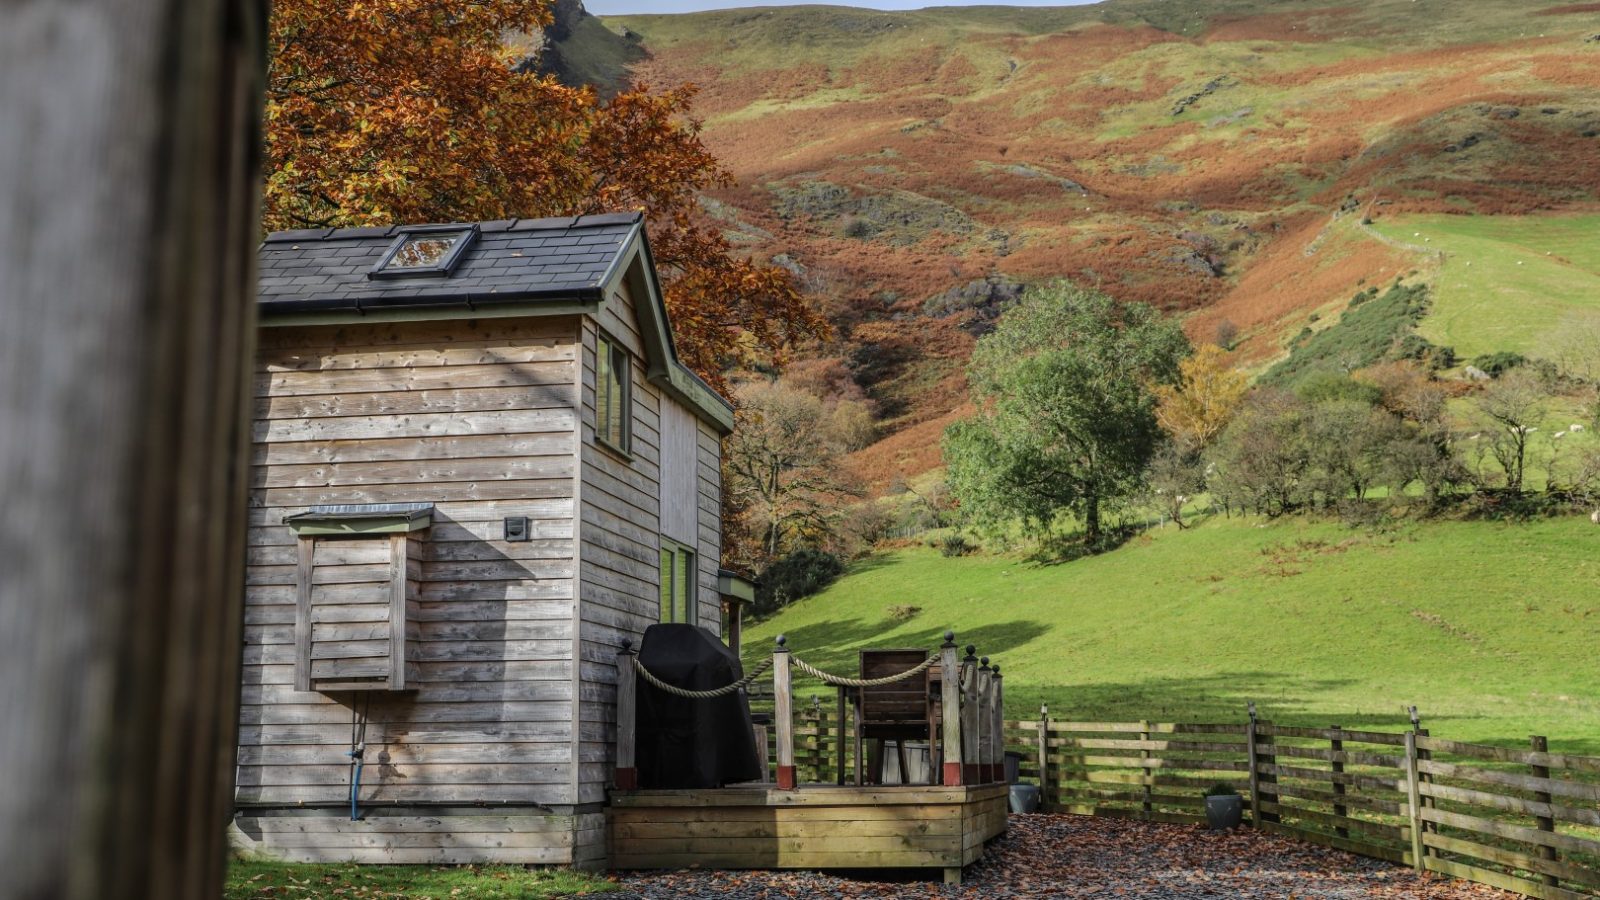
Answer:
[{"left": 1001, "top": 711, "right": 1600, "bottom": 900}]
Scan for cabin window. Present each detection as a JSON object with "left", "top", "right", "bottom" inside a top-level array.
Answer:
[
  {"left": 368, "top": 226, "right": 476, "bottom": 279},
  {"left": 596, "top": 333, "right": 632, "bottom": 453},
  {"left": 659, "top": 540, "right": 695, "bottom": 625}
]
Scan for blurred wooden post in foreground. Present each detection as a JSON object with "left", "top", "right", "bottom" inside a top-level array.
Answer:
[{"left": 0, "top": 1, "right": 266, "bottom": 897}]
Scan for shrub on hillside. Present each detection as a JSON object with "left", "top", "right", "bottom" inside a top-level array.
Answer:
[
  {"left": 754, "top": 548, "right": 845, "bottom": 615},
  {"left": 1471, "top": 351, "right": 1528, "bottom": 378},
  {"left": 837, "top": 501, "right": 895, "bottom": 558},
  {"left": 1265, "top": 283, "right": 1432, "bottom": 385},
  {"left": 940, "top": 533, "right": 975, "bottom": 557},
  {"left": 1214, "top": 319, "right": 1239, "bottom": 351},
  {"left": 1294, "top": 371, "right": 1382, "bottom": 406}
]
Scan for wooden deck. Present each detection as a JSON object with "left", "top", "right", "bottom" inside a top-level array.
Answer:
[{"left": 608, "top": 782, "right": 1009, "bottom": 883}]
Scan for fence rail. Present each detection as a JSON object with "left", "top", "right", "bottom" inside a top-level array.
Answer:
[{"left": 1004, "top": 712, "right": 1600, "bottom": 900}]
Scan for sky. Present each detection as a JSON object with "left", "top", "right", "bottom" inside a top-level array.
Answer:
[{"left": 587, "top": 0, "right": 1099, "bottom": 14}]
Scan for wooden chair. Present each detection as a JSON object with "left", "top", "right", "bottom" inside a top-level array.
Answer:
[{"left": 856, "top": 649, "right": 938, "bottom": 785}]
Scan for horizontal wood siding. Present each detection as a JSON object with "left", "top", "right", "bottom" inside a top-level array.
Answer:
[
  {"left": 577, "top": 284, "right": 663, "bottom": 814},
  {"left": 574, "top": 280, "right": 730, "bottom": 837},
  {"left": 229, "top": 812, "right": 578, "bottom": 865},
  {"left": 239, "top": 317, "right": 581, "bottom": 820}
]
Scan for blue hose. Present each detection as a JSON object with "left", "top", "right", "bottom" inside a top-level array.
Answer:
[
  {"left": 347, "top": 747, "right": 364, "bottom": 821},
  {"left": 347, "top": 694, "right": 370, "bottom": 821}
]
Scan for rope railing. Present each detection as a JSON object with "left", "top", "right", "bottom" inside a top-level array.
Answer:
[
  {"left": 790, "top": 653, "right": 938, "bottom": 688},
  {"left": 612, "top": 630, "right": 1004, "bottom": 792},
  {"left": 632, "top": 654, "right": 774, "bottom": 699}
]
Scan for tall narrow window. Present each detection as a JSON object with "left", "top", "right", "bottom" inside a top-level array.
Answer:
[
  {"left": 596, "top": 333, "right": 631, "bottom": 453},
  {"left": 659, "top": 540, "right": 695, "bottom": 625}
]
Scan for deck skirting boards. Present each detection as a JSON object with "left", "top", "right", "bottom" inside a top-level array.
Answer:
[{"left": 608, "top": 783, "right": 1009, "bottom": 878}]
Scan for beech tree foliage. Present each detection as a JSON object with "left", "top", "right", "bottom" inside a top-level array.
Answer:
[
  {"left": 265, "top": 0, "right": 826, "bottom": 387},
  {"left": 944, "top": 283, "right": 1190, "bottom": 545}
]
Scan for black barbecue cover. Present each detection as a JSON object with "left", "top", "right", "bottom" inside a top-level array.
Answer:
[{"left": 634, "top": 623, "right": 762, "bottom": 789}]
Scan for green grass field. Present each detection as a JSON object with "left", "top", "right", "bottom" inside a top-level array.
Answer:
[
  {"left": 1372, "top": 214, "right": 1600, "bottom": 362},
  {"left": 225, "top": 859, "right": 617, "bottom": 899},
  {"left": 745, "top": 514, "right": 1600, "bottom": 754}
]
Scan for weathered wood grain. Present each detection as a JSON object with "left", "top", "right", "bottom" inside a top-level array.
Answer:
[{"left": 0, "top": 1, "right": 265, "bottom": 896}]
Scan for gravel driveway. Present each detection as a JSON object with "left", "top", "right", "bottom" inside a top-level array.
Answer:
[{"left": 616, "top": 813, "right": 1514, "bottom": 899}]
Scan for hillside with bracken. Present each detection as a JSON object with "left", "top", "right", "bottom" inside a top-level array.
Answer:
[{"left": 550, "top": 0, "right": 1600, "bottom": 489}]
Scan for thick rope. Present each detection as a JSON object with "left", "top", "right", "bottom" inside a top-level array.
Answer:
[
  {"left": 790, "top": 654, "right": 938, "bottom": 688},
  {"left": 632, "top": 655, "right": 774, "bottom": 699}
]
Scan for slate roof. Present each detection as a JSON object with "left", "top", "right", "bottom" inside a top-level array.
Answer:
[{"left": 257, "top": 213, "right": 642, "bottom": 316}]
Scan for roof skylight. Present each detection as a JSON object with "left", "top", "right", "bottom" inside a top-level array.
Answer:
[{"left": 368, "top": 225, "right": 476, "bottom": 279}]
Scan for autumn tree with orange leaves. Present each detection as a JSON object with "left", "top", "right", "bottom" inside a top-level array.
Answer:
[{"left": 265, "top": 0, "right": 826, "bottom": 388}]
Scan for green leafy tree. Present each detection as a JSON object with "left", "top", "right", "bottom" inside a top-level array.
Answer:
[{"left": 943, "top": 283, "right": 1190, "bottom": 545}]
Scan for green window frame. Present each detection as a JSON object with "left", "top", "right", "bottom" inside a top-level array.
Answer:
[
  {"left": 659, "top": 539, "right": 696, "bottom": 626},
  {"left": 596, "top": 333, "right": 632, "bottom": 454}
]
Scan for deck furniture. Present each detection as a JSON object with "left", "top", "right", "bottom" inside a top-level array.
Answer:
[{"left": 856, "top": 649, "right": 937, "bottom": 785}]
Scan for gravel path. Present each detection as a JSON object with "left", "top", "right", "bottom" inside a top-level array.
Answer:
[{"left": 615, "top": 814, "right": 1514, "bottom": 899}]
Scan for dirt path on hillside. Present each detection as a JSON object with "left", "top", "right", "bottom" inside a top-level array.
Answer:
[{"left": 615, "top": 813, "right": 1513, "bottom": 899}]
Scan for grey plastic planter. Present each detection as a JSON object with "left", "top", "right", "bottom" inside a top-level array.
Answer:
[
  {"left": 1009, "top": 783, "right": 1040, "bottom": 814},
  {"left": 1205, "top": 794, "right": 1243, "bottom": 830}
]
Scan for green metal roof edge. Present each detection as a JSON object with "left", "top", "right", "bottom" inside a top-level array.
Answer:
[{"left": 717, "top": 570, "right": 757, "bottom": 603}]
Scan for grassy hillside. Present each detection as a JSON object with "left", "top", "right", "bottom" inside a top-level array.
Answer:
[
  {"left": 742, "top": 514, "right": 1600, "bottom": 754},
  {"left": 562, "top": 0, "right": 1600, "bottom": 487},
  {"left": 1373, "top": 213, "right": 1600, "bottom": 361}
]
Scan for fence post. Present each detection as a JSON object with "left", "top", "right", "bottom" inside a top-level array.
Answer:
[
  {"left": 774, "top": 635, "right": 796, "bottom": 790},
  {"left": 1246, "top": 702, "right": 1263, "bottom": 827},
  {"left": 835, "top": 686, "right": 847, "bottom": 785},
  {"left": 985, "top": 662, "right": 998, "bottom": 781},
  {"left": 818, "top": 696, "right": 832, "bottom": 783},
  {"left": 1403, "top": 729, "right": 1426, "bottom": 874},
  {"left": 961, "top": 645, "right": 980, "bottom": 785},
  {"left": 1257, "top": 715, "right": 1279, "bottom": 824},
  {"left": 977, "top": 657, "right": 994, "bottom": 783},
  {"left": 808, "top": 695, "right": 822, "bottom": 783},
  {"left": 940, "top": 632, "right": 963, "bottom": 786},
  {"left": 1330, "top": 724, "right": 1348, "bottom": 839},
  {"left": 1037, "top": 703, "right": 1050, "bottom": 808},
  {"left": 1411, "top": 706, "right": 1434, "bottom": 858},
  {"left": 1531, "top": 735, "right": 1559, "bottom": 887},
  {"left": 614, "top": 639, "right": 638, "bottom": 790},
  {"left": 1139, "top": 719, "right": 1153, "bottom": 819}
]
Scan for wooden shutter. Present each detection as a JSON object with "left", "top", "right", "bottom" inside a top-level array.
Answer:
[{"left": 294, "top": 533, "right": 421, "bottom": 692}]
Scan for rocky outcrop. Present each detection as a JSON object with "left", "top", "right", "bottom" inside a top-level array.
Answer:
[
  {"left": 1171, "top": 76, "right": 1233, "bottom": 116},
  {"left": 511, "top": 0, "right": 644, "bottom": 97}
]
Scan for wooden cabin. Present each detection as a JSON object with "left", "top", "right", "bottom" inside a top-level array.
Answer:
[{"left": 231, "top": 214, "right": 742, "bottom": 867}]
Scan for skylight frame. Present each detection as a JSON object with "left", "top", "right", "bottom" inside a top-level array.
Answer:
[{"left": 367, "top": 224, "right": 479, "bottom": 280}]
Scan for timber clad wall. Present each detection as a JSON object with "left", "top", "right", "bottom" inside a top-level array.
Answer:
[
  {"left": 236, "top": 217, "right": 735, "bottom": 867},
  {"left": 236, "top": 260, "right": 728, "bottom": 864},
  {"left": 576, "top": 281, "right": 724, "bottom": 807},
  {"left": 239, "top": 317, "right": 582, "bottom": 815}
]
